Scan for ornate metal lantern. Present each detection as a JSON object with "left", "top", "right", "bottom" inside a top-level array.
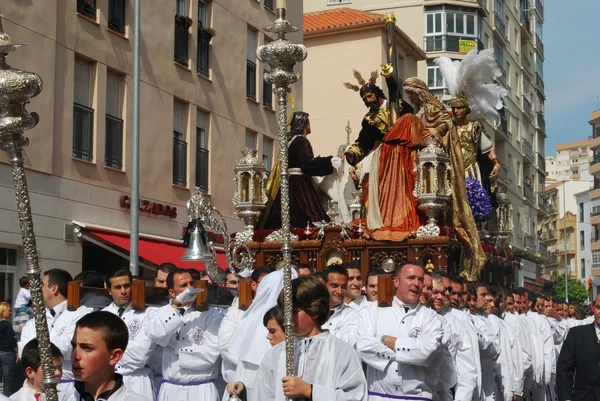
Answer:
[
  {"left": 0, "top": 18, "right": 58, "bottom": 401},
  {"left": 413, "top": 136, "right": 451, "bottom": 237},
  {"left": 183, "top": 187, "right": 255, "bottom": 280},
  {"left": 232, "top": 148, "right": 268, "bottom": 243}
]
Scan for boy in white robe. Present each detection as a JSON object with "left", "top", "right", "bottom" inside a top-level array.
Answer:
[{"left": 255, "top": 275, "right": 368, "bottom": 401}]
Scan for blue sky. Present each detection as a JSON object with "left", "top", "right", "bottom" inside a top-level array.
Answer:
[{"left": 544, "top": 0, "right": 600, "bottom": 156}]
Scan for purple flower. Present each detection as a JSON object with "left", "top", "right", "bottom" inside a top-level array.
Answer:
[{"left": 465, "top": 176, "right": 492, "bottom": 221}]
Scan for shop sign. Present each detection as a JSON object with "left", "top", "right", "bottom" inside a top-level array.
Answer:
[{"left": 119, "top": 195, "right": 178, "bottom": 218}]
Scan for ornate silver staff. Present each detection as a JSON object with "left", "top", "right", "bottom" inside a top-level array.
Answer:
[
  {"left": 0, "top": 18, "right": 57, "bottom": 401},
  {"left": 257, "top": 0, "right": 306, "bottom": 384}
]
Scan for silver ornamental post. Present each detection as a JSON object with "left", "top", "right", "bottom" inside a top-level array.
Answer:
[
  {"left": 256, "top": 0, "right": 307, "bottom": 386},
  {"left": 0, "top": 17, "right": 58, "bottom": 401}
]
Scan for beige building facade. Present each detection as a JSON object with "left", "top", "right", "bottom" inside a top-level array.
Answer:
[
  {"left": 0, "top": 0, "right": 303, "bottom": 298},
  {"left": 546, "top": 139, "right": 592, "bottom": 183},
  {"left": 588, "top": 109, "right": 600, "bottom": 291},
  {"left": 304, "top": 0, "right": 547, "bottom": 286}
]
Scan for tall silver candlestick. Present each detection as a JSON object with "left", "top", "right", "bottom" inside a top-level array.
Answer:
[
  {"left": 257, "top": 4, "right": 307, "bottom": 387},
  {"left": 0, "top": 17, "right": 57, "bottom": 401}
]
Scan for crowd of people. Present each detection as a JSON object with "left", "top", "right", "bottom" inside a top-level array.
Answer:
[{"left": 0, "top": 262, "right": 596, "bottom": 401}]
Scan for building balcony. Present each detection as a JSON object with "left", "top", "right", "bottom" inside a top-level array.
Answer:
[
  {"left": 535, "top": 34, "right": 544, "bottom": 57},
  {"left": 589, "top": 133, "right": 600, "bottom": 150},
  {"left": 523, "top": 181, "right": 535, "bottom": 204},
  {"left": 592, "top": 268, "right": 600, "bottom": 277},
  {"left": 496, "top": 63, "right": 507, "bottom": 87},
  {"left": 522, "top": 97, "right": 532, "bottom": 114},
  {"left": 591, "top": 241, "right": 600, "bottom": 251},
  {"left": 589, "top": 161, "right": 600, "bottom": 175},
  {"left": 493, "top": 12, "right": 507, "bottom": 41},
  {"left": 590, "top": 213, "right": 600, "bottom": 226},
  {"left": 423, "top": 35, "right": 484, "bottom": 54},
  {"left": 520, "top": 0, "right": 532, "bottom": 37},
  {"left": 536, "top": 111, "right": 545, "bottom": 132},
  {"left": 536, "top": 152, "right": 546, "bottom": 171},
  {"left": 498, "top": 164, "right": 511, "bottom": 186},
  {"left": 537, "top": 241, "right": 549, "bottom": 258},
  {"left": 522, "top": 138, "right": 535, "bottom": 163},
  {"left": 546, "top": 253, "right": 558, "bottom": 266},
  {"left": 535, "top": 0, "right": 544, "bottom": 21},
  {"left": 552, "top": 241, "right": 576, "bottom": 253},
  {"left": 542, "top": 229, "right": 556, "bottom": 241},
  {"left": 536, "top": 74, "right": 545, "bottom": 95},
  {"left": 495, "top": 113, "right": 509, "bottom": 140},
  {"left": 591, "top": 188, "right": 600, "bottom": 200},
  {"left": 524, "top": 233, "right": 535, "bottom": 250}
]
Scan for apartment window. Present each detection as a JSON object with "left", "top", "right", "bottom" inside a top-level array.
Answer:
[
  {"left": 247, "top": 28, "right": 257, "bottom": 99},
  {"left": 173, "top": 100, "right": 187, "bottom": 186},
  {"left": 593, "top": 251, "right": 600, "bottom": 269},
  {"left": 77, "top": 0, "right": 96, "bottom": 18},
  {"left": 446, "top": 12, "right": 476, "bottom": 35},
  {"left": 108, "top": 0, "right": 126, "bottom": 33},
  {"left": 265, "top": 0, "right": 274, "bottom": 11},
  {"left": 174, "top": 0, "right": 190, "bottom": 66},
  {"left": 493, "top": 41, "right": 504, "bottom": 68},
  {"left": 506, "top": 62, "right": 511, "bottom": 86},
  {"left": 581, "top": 230, "right": 585, "bottom": 250},
  {"left": 195, "top": 110, "right": 209, "bottom": 191},
  {"left": 263, "top": 137, "right": 273, "bottom": 176},
  {"left": 197, "top": 0, "right": 210, "bottom": 77},
  {"left": 581, "top": 259, "right": 586, "bottom": 278},
  {"left": 73, "top": 57, "right": 94, "bottom": 161},
  {"left": 105, "top": 71, "right": 123, "bottom": 169},
  {"left": 427, "top": 65, "right": 445, "bottom": 89},
  {"left": 246, "top": 130, "right": 257, "bottom": 150},
  {"left": 425, "top": 12, "right": 443, "bottom": 34},
  {"left": 494, "top": 0, "right": 505, "bottom": 18},
  {"left": 263, "top": 64, "right": 273, "bottom": 108},
  {"left": 580, "top": 202, "right": 585, "bottom": 221},
  {"left": 523, "top": 206, "right": 531, "bottom": 235}
]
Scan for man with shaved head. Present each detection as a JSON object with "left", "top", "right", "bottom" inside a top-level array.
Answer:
[{"left": 357, "top": 262, "right": 445, "bottom": 400}]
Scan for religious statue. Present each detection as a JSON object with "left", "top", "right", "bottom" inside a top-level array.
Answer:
[
  {"left": 425, "top": 259, "right": 435, "bottom": 273},
  {"left": 342, "top": 65, "right": 427, "bottom": 241},
  {"left": 259, "top": 112, "right": 338, "bottom": 229},
  {"left": 434, "top": 49, "right": 508, "bottom": 214},
  {"left": 403, "top": 77, "right": 486, "bottom": 281}
]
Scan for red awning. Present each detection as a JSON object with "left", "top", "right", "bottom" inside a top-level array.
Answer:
[{"left": 84, "top": 227, "right": 228, "bottom": 272}]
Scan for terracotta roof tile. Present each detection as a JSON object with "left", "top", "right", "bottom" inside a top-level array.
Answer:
[
  {"left": 304, "top": 8, "right": 385, "bottom": 33},
  {"left": 303, "top": 8, "right": 426, "bottom": 60}
]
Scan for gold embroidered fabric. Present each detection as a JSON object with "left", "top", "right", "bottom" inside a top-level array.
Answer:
[
  {"left": 365, "top": 107, "right": 391, "bottom": 134},
  {"left": 457, "top": 123, "right": 477, "bottom": 171}
]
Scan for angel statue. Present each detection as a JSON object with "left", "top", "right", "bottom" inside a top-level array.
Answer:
[
  {"left": 434, "top": 49, "right": 508, "bottom": 210},
  {"left": 402, "top": 77, "right": 486, "bottom": 281}
]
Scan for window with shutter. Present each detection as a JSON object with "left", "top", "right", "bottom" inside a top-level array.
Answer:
[
  {"left": 105, "top": 71, "right": 123, "bottom": 169},
  {"left": 263, "top": 137, "right": 272, "bottom": 176},
  {"left": 173, "top": 100, "right": 187, "bottom": 186},
  {"left": 74, "top": 58, "right": 92, "bottom": 107},
  {"left": 246, "top": 28, "right": 257, "bottom": 99},
  {"left": 195, "top": 110, "right": 209, "bottom": 190},
  {"left": 73, "top": 57, "right": 94, "bottom": 161},
  {"left": 246, "top": 131, "right": 256, "bottom": 150}
]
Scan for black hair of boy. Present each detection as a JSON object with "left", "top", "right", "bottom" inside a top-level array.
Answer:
[
  {"left": 156, "top": 263, "right": 177, "bottom": 277},
  {"left": 323, "top": 264, "right": 348, "bottom": 281},
  {"left": 76, "top": 311, "right": 129, "bottom": 352},
  {"left": 22, "top": 339, "right": 63, "bottom": 372},
  {"left": 263, "top": 306, "right": 284, "bottom": 329},
  {"left": 104, "top": 267, "right": 133, "bottom": 289},
  {"left": 19, "top": 276, "right": 29, "bottom": 287},
  {"left": 74, "top": 270, "right": 105, "bottom": 289},
  {"left": 251, "top": 266, "right": 274, "bottom": 283},
  {"left": 187, "top": 269, "right": 201, "bottom": 281},
  {"left": 278, "top": 275, "right": 330, "bottom": 327},
  {"left": 44, "top": 269, "right": 74, "bottom": 298},
  {"left": 166, "top": 268, "right": 191, "bottom": 291}
]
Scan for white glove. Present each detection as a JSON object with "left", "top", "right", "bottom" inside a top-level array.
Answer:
[
  {"left": 331, "top": 156, "right": 342, "bottom": 170},
  {"left": 176, "top": 287, "right": 204, "bottom": 305}
]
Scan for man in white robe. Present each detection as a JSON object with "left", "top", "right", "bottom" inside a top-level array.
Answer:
[
  {"left": 148, "top": 269, "right": 223, "bottom": 401},
  {"left": 102, "top": 268, "right": 156, "bottom": 401},
  {"left": 18, "top": 269, "right": 92, "bottom": 396},
  {"left": 505, "top": 291, "right": 534, "bottom": 399},
  {"left": 323, "top": 264, "right": 361, "bottom": 346},
  {"left": 345, "top": 264, "right": 370, "bottom": 311},
  {"left": 357, "top": 262, "right": 445, "bottom": 400},
  {"left": 525, "top": 291, "right": 555, "bottom": 401}
]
